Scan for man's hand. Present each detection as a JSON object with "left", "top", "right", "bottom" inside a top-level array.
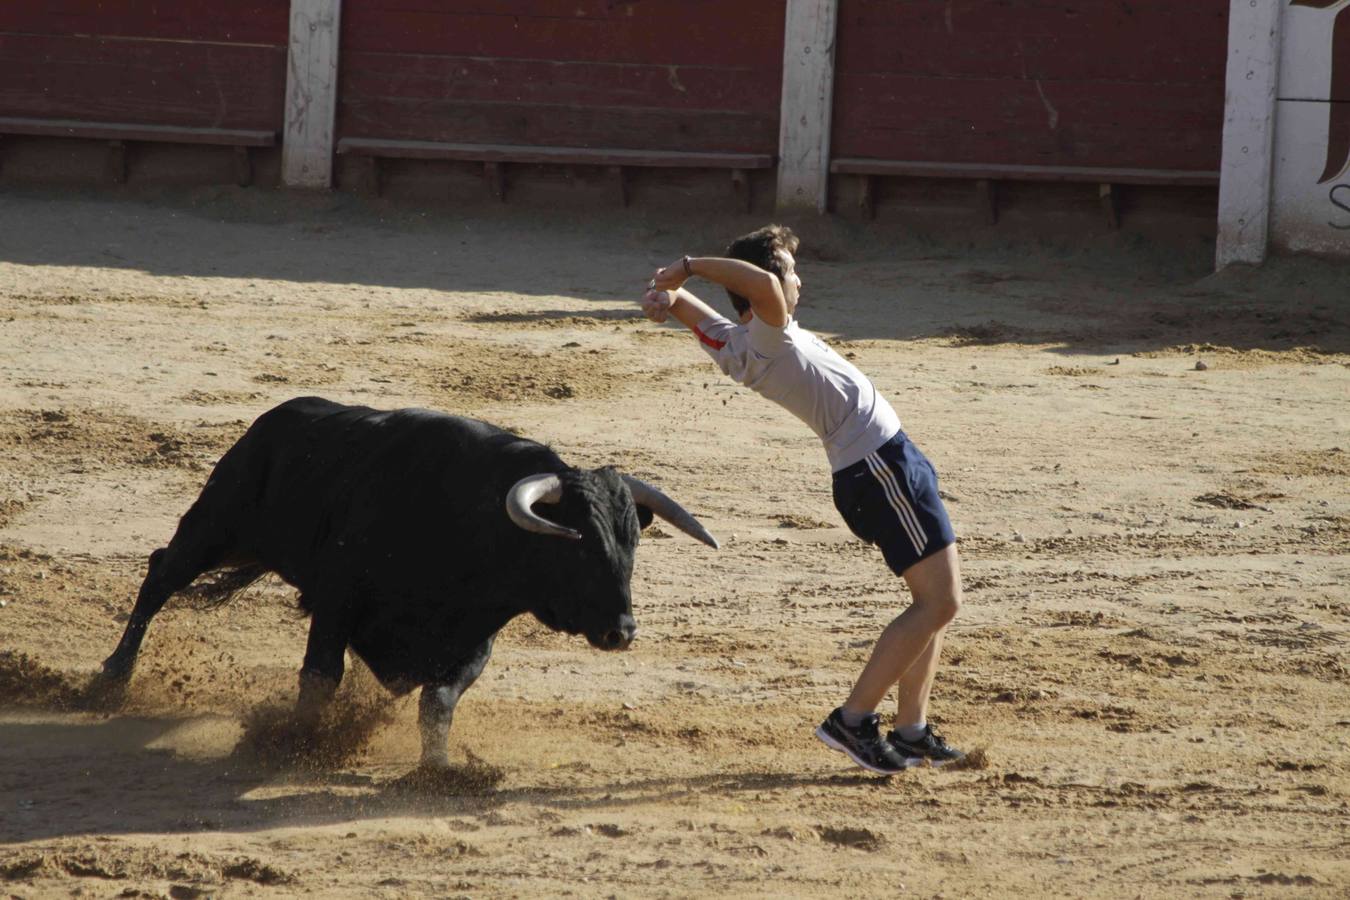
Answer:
[
  {"left": 641, "top": 289, "right": 675, "bottom": 323},
  {"left": 651, "top": 258, "right": 690, "bottom": 292}
]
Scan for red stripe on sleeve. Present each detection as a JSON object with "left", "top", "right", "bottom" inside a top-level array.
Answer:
[{"left": 693, "top": 325, "right": 726, "bottom": 351}]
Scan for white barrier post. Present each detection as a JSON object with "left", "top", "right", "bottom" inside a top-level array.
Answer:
[
  {"left": 1216, "top": 0, "right": 1284, "bottom": 268},
  {"left": 776, "top": 0, "right": 839, "bottom": 213},
  {"left": 282, "top": 0, "right": 343, "bottom": 189}
]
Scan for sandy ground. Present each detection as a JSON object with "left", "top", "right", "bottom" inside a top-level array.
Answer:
[{"left": 0, "top": 187, "right": 1347, "bottom": 898}]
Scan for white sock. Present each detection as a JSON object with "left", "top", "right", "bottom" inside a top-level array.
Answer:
[{"left": 895, "top": 721, "right": 927, "bottom": 742}]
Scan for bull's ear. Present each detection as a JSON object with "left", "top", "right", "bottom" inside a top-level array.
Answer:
[{"left": 635, "top": 505, "right": 655, "bottom": 530}]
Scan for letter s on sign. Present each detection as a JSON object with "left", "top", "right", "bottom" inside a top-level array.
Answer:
[{"left": 1331, "top": 184, "right": 1350, "bottom": 230}]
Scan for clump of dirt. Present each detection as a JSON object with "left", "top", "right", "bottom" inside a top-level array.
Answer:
[
  {"left": 464, "top": 310, "right": 642, "bottom": 329},
  {"left": 817, "top": 825, "right": 885, "bottom": 852},
  {"left": 0, "top": 291, "right": 205, "bottom": 308},
  {"left": 0, "top": 854, "right": 49, "bottom": 880},
  {"left": 937, "top": 321, "right": 1071, "bottom": 347},
  {"left": 1045, "top": 366, "right": 1103, "bottom": 377},
  {"left": 413, "top": 341, "right": 621, "bottom": 405},
  {"left": 0, "top": 497, "right": 23, "bottom": 528},
  {"left": 1250, "top": 448, "right": 1349, "bottom": 478},
  {"left": 178, "top": 389, "right": 265, "bottom": 406},
  {"left": 944, "top": 746, "right": 990, "bottom": 771},
  {"left": 220, "top": 857, "right": 294, "bottom": 885},
  {"left": 1047, "top": 610, "right": 1122, "bottom": 628},
  {"left": 385, "top": 752, "right": 506, "bottom": 795},
  {"left": 233, "top": 663, "right": 397, "bottom": 769},
  {"left": 0, "top": 651, "right": 91, "bottom": 710},
  {"left": 775, "top": 513, "right": 833, "bottom": 529},
  {"left": 0, "top": 847, "right": 285, "bottom": 886},
  {"left": 0, "top": 407, "right": 235, "bottom": 474},
  {"left": 1193, "top": 491, "right": 1266, "bottom": 510},
  {"left": 1135, "top": 343, "right": 1344, "bottom": 368}
]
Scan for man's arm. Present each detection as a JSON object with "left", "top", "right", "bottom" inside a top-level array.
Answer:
[
  {"left": 651, "top": 256, "right": 788, "bottom": 327},
  {"left": 641, "top": 286, "right": 721, "bottom": 331}
]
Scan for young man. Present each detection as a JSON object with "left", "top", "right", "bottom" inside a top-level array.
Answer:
[{"left": 641, "top": 225, "right": 964, "bottom": 775}]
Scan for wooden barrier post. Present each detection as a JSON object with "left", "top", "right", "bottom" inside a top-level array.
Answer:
[
  {"left": 1216, "top": 0, "right": 1284, "bottom": 268},
  {"left": 282, "top": 0, "right": 343, "bottom": 189},
  {"left": 776, "top": 0, "right": 839, "bottom": 214}
]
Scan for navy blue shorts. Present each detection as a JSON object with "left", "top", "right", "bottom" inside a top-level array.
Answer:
[{"left": 832, "top": 432, "right": 956, "bottom": 576}]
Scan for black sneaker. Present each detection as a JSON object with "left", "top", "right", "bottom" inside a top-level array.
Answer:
[
  {"left": 887, "top": 724, "right": 965, "bottom": 767},
  {"left": 815, "top": 708, "right": 917, "bottom": 775}
]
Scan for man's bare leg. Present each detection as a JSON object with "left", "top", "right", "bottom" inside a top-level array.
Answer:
[
  {"left": 895, "top": 628, "right": 945, "bottom": 726},
  {"left": 843, "top": 544, "right": 961, "bottom": 714}
]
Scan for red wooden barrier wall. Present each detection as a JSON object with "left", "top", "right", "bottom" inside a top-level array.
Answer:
[
  {"left": 337, "top": 0, "right": 785, "bottom": 153},
  {"left": 832, "top": 0, "right": 1230, "bottom": 171},
  {"left": 0, "top": 2, "right": 288, "bottom": 130}
]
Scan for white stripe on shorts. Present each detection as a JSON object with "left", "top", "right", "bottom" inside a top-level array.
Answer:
[{"left": 864, "top": 451, "right": 928, "bottom": 555}]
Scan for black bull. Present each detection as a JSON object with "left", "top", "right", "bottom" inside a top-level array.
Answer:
[{"left": 100, "top": 397, "right": 717, "bottom": 768}]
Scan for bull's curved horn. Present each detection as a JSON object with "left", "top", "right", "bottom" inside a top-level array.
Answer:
[
  {"left": 621, "top": 475, "right": 720, "bottom": 549},
  {"left": 505, "top": 474, "right": 581, "bottom": 541}
]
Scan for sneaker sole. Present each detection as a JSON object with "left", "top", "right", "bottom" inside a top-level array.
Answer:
[{"left": 813, "top": 726, "right": 920, "bottom": 775}]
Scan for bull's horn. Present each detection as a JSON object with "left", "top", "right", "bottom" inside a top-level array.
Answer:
[
  {"left": 505, "top": 474, "right": 581, "bottom": 540},
  {"left": 621, "top": 475, "right": 720, "bottom": 549}
]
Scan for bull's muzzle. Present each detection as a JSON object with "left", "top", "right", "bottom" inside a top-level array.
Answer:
[{"left": 593, "top": 615, "right": 637, "bottom": 651}]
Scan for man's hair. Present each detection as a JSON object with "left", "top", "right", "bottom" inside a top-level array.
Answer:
[{"left": 723, "top": 224, "right": 800, "bottom": 317}]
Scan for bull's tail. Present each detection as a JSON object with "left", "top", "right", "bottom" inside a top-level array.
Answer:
[{"left": 180, "top": 564, "right": 270, "bottom": 609}]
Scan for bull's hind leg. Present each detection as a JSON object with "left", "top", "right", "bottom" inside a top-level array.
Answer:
[
  {"left": 419, "top": 637, "right": 495, "bottom": 769},
  {"left": 101, "top": 504, "right": 233, "bottom": 682}
]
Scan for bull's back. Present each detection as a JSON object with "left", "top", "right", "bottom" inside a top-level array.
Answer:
[{"left": 197, "top": 397, "right": 537, "bottom": 580}]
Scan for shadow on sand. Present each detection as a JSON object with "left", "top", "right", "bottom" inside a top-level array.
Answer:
[
  {"left": 0, "top": 711, "right": 896, "bottom": 845},
  {"left": 4, "top": 184, "right": 1343, "bottom": 357}
]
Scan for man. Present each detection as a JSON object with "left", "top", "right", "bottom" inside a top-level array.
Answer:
[{"left": 641, "top": 225, "right": 964, "bottom": 775}]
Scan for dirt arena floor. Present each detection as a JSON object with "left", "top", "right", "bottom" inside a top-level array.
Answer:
[{"left": 1, "top": 187, "right": 1346, "bottom": 898}]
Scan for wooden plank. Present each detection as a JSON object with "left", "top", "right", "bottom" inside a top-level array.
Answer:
[
  {"left": 0, "top": 2, "right": 289, "bottom": 45},
  {"left": 829, "top": 158, "right": 1220, "bottom": 185},
  {"left": 829, "top": 0, "right": 1228, "bottom": 175},
  {"left": 336, "top": 102, "right": 779, "bottom": 155},
  {"left": 339, "top": 52, "right": 779, "bottom": 115},
  {"left": 337, "top": 138, "right": 774, "bottom": 170},
  {"left": 836, "top": 29, "right": 1227, "bottom": 85},
  {"left": 837, "top": 0, "right": 1228, "bottom": 37},
  {"left": 0, "top": 116, "right": 276, "bottom": 145},
  {"left": 340, "top": 2, "right": 785, "bottom": 67},
  {"left": 0, "top": 35, "right": 286, "bottom": 130},
  {"left": 830, "top": 73, "right": 1224, "bottom": 169},
  {"left": 282, "top": 0, "right": 341, "bottom": 189},
  {"left": 776, "top": 0, "right": 838, "bottom": 213}
]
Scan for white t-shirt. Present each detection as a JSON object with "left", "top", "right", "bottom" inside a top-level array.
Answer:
[{"left": 695, "top": 313, "right": 901, "bottom": 472}]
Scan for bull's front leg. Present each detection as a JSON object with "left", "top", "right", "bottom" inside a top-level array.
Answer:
[
  {"left": 295, "top": 597, "right": 353, "bottom": 727},
  {"left": 419, "top": 637, "right": 494, "bottom": 769}
]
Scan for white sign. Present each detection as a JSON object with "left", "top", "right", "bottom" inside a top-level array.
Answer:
[{"left": 1271, "top": 0, "right": 1350, "bottom": 253}]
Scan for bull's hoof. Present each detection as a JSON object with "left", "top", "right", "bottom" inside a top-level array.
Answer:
[{"left": 79, "top": 671, "right": 131, "bottom": 711}]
